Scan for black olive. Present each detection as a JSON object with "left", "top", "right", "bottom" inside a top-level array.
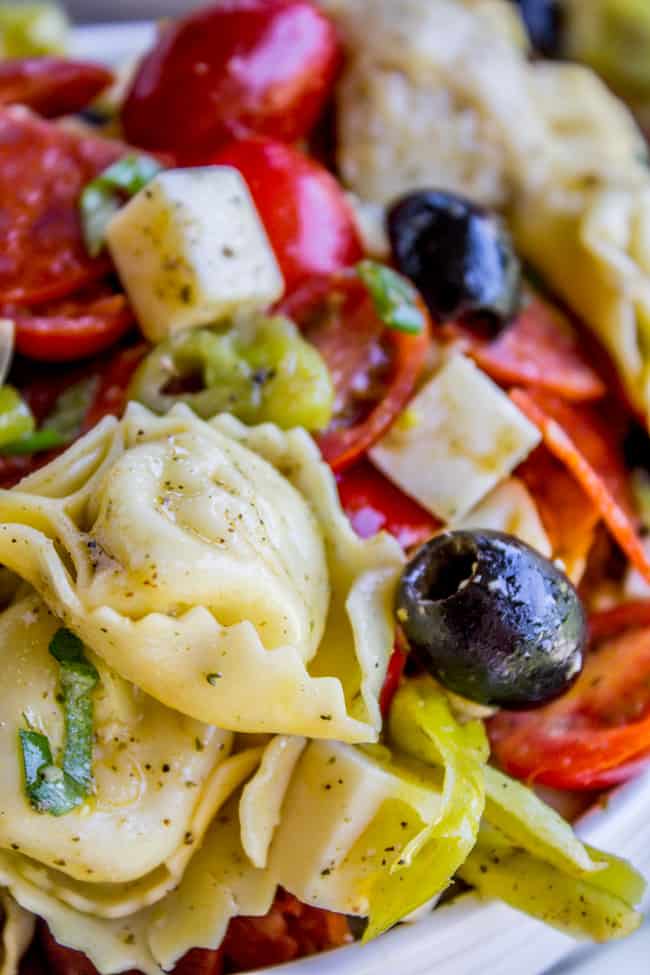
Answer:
[
  {"left": 511, "top": 0, "right": 564, "bottom": 59},
  {"left": 387, "top": 190, "right": 521, "bottom": 334},
  {"left": 396, "top": 530, "right": 586, "bottom": 709}
]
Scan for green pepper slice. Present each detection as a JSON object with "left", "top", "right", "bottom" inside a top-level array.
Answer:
[{"left": 130, "top": 315, "right": 334, "bottom": 432}]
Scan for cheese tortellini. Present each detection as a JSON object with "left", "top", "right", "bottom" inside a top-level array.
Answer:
[
  {"left": 0, "top": 588, "right": 256, "bottom": 919},
  {"left": 0, "top": 403, "right": 402, "bottom": 742}
]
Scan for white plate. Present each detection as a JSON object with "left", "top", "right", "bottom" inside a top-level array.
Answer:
[{"left": 70, "top": 20, "right": 650, "bottom": 975}]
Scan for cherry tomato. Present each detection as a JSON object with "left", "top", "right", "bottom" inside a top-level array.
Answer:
[
  {"left": 122, "top": 0, "right": 341, "bottom": 162},
  {"left": 8, "top": 287, "right": 135, "bottom": 362},
  {"left": 0, "top": 58, "right": 113, "bottom": 117},
  {"left": 337, "top": 459, "right": 438, "bottom": 549},
  {"left": 281, "top": 272, "right": 431, "bottom": 471},
  {"left": 488, "top": 606, "right": 650, "bottom": 790},
  {"left": 212, "top": 138, "right": 362, "bottom": 293}
]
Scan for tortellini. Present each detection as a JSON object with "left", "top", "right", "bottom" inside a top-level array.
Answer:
[
  {"left": 327, "top": 0, "right": 547, "bottom": 209},
  {"left": 0, "top": 403, "right": 402, "bottom": 742},
  {"left": 0, "top": 734, "right": 463, "bottom": 975},
  {"left": 0, "top": 589, "right": 249, "bottom": 918},
  {"left": 0, "top": 892, "right": 34, "bottom": 975}
]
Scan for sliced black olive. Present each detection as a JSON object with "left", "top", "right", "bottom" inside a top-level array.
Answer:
[
  {"left": 396, "top": 530, "right": 586, "bottom": 709},
  {"left": 387, "top": 190, "right": 521, "bottom": 334},
  {"left": 511, "top": 0, "right": 564, "bottom": 58}
]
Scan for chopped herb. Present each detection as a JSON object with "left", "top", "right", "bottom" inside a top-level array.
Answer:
[
  {"left": 0, "top": 428, "right": 67, "bottom": 456},
  {"left": 356, "top": 260, "right": 426, "bottom": 334},
  {"left": 19, "top": 628, "right": 99, "bottom": 816},
  {"left": 80, "top": 154, "right": 163, "bottom": 257}
]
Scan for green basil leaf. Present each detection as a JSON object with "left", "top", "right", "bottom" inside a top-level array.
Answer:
[
  {"left": 357, "top": 260, "right": 426, "bottom": 335},
  {"left": 80, "top": 154, "right": 163, "bottom": 258},
  {"left": 19, "top": 628, "right": 99, "bottom": 816}
]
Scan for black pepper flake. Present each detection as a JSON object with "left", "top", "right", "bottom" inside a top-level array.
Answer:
[
  {"left": 320, "top": 714, "right": 332, "bottom": 722},
  {"left": 207, "top": 673, "right": 223, "bottom": 685},
  {"left": 162, "top": 763, "right": 171, "bottom": 773},
  {"left": 320, "top": 868, "right": 331, "bottom": 877}
]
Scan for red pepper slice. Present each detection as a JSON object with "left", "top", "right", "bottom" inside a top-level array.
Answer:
[{"left": 511, "top": 388, "right": 650, "bottom": 584}]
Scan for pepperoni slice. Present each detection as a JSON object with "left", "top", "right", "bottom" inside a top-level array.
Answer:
[
  {"left": 447, "top": 298, "right": 606, "bottom": 402},
  {"left": 0, "top": 59, "right": 113, "bottom": 118},
  {"left": 0, "top": 108, "right": 125, "bottom": 306}
]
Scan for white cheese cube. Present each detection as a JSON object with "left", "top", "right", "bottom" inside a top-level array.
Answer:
[
  {"left": 370, "top": 354, "right": 541, "bottom": 522},
  {"left": 453, "top": 477, "right": 551, "bottom": 557},
  {"left": 106, "top": 167, "right": 284, "bottom": 343}
]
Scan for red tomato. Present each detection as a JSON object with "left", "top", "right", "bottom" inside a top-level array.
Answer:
[
  {"left": 337, "top": 459, "right": 438, "bottom": 549},
  {"left": 488, "top": 610, "right": 650, "bottom": 790},
  {"left": 9, "top": 288, "right": 135, "bottom": 362},
  {"left": 212, "top": 138, "right": 362, "bottom": 292},
  {"left": 122, "top": 0, "right": 341, "bottom": 162},
  {"left": 0, "top": 58, "right": 113, "bottom": 117},
  {"left": 281, "top": 272, "right": 431, "bottom": 471},
  {"left": 0, "top": 109, "right": 125, "bottom": 306}
]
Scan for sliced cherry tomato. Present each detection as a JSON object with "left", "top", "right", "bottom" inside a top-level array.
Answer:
[
  {"left": 512, "top": 388, "right": 650, "bottom": 585},
  {"left": 0, "top": 108, "right": 125, "bottom": 306},
  {"left": 337, "top": 459, "right": 438, "bottom": 548},
  {"left": 0, "top": 58, "right": 113, "bottom": 117},
  {"left": 212, "top": 138, "right": 362, "bottom": 293},
  {"left": 82, "top": 343, "right": 148, "bottom": 430},
  {"left": 122, "top": 0, "right": 341, "bottom": 163},
  {"left": 7, "top": 285, "right": 135, "bottom": 362},
  {"left": 281, "top": 272, "right": 431, "bottom": 471},
  {"left": 447, "top": 297, "right": 606, "bottom": 402},
  {"left": 488, "top": 610, "right": 650, "bottom": 790}
]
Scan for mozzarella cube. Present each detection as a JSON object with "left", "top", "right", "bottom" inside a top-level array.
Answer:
[
  {"left": 106, "top": 167, "right": 284, "bottom": 343},
  {"left": 370, "top": 354, "right": 541, "bottom": 522},
  {"left": 453, "top": 478, "right": 551, "bottom": 557}
]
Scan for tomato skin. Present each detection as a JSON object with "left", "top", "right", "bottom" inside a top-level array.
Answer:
[
  {"left": 212, "top": 138, "right": 362, "bottom": 293},
  {"left": 0, "top": 58, "right": 113, "bottom": 117},
  {"left": 488, "top": 612, "right": 650, "bottom": 791},
  {"left": 281, "top": 272, "right": 431, "bottom": 471},
  {"left": 337, "top": 459, "right": 438, "bottom": 549},
  {"left": 10, "top": 292, "right": 135, "bottom": 363},
  {"left": 122, "top": 0, "right": 341, "bottom": 162},
  {"left": 380, "top": 647, "right": 408, "bottom": 718}
]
